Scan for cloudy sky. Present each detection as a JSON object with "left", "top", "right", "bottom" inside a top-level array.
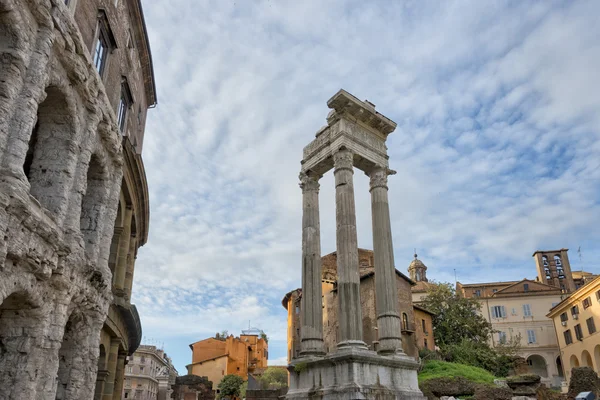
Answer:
[{"left": 133, "top": 0, "right": 600, "bottom": 372}]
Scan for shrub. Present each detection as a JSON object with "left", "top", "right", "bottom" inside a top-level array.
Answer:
[{"left": 418, "top": 360, "right": 496, "bottom": 385}]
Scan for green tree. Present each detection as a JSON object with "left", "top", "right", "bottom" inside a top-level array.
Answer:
[
  {"left": 260, "top": 331, "right": 269, "bottom": 343},
  {"left": 258, "top": 367, "right": 288, "bottom": 389},
  {"left": 217, "top": 374, "right": 244, "bottom": 399},
  {"left": 421, "top": 282, "right": 495, "bottom": 346}
]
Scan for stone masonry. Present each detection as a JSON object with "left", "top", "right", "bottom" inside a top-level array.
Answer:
[
  {"left": 0, "top": 1, "right": 155, "bottom": 399},
  {"left": 287, "top": 90, "right": 425, "bottom": 399}
]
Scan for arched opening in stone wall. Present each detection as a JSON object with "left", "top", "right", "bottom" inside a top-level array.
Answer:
[
  {"left": 25, "top": 86, "right": 76, "bottom": 216},
  {"left": 581, "top": 350, "right": 593, "bottom": 367},
  {"left": 56, "top": 309, "right": 92, "bottom": 400},
  {"left": 556, "top": 356, "right": 564, "bottom": 378},
  {"left": 80, "top": 154, "right": 108, "bottom": 255},
  {"left": 570, "top": 354, "right": 580, "bottom": 369},
  {"left": 526, "top": 354, "right": 548, "bottom": 378},
  {"left": 0, "top": 291, "right": 44, "bottom": 399}
]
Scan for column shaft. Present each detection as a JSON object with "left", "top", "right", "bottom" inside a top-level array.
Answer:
[
  {"left": 370, "top": 167, "right": 403, "bottom": 354},
  {"left": 114, "top": 207, "right": 132, "bottom": 293},
  {"left": 112, "top": 355, "right": 126, "bottom": 400},
  {"left": 299, "top": 172, "right": 325, "bottom": 356},
  {"left": 124, "top": 236, "right": 137, "bottom": 300},
  {"left": 102, "top": 340, "right": 120, "bottom": 400},
  {"left": 333, "top": 149, "right": 366, "bottom": 349}
]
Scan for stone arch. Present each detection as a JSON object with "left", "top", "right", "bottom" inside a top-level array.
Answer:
[
  {"left": 56, "top": 305, "right": 105, "bottom": 400},
  {"left": 570, "top": 354, "right": 580, "bottom": 368},
  {"left": 25, "top": 85, "right": 79, "bottom": 219},
  {"left": 526, "top": 354, "right": 548, "bottom": 378},
  {"left": 80, "top": 153, "right": 110, "bottom": 257},
  {"left": 0, "top": 290, "right": 46, "bottom": 399},
  {"left": 581, "top": 350, "right": 593, "bottom": 367}
]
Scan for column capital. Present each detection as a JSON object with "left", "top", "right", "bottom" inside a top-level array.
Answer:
[
  {"left": 333, "top": 148, "right": 353, "bottom": 172},
  {"left": 299, "top": 172, "right": 320, "bottom": 192},
  {"left": 368, "top": 167, "right": 396, "bottom": 191}
]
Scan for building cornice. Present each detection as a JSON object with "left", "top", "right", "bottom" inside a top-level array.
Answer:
[{"left": 126, "top": 0, "right": 157, "bottom": 106}]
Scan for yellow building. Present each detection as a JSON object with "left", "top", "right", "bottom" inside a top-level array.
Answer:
[
  {"left": 454, "top": 249, "right": 593, "bottom": 388},
  {"left": 186, "top": 331, "right": 268, "bottom": 392},
  {"left": 547, "top": 275, "right": 600, "bottom": 384}
]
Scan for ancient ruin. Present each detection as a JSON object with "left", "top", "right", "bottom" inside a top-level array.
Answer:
[
  {"left": 287, "top": 90, "right": 425, "bottom": 399},
  {"left": 0, "top": 0, "right": 154, "bottom": 399}
]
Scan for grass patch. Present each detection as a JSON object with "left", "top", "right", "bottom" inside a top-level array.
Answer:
[{"left": 418, "top": 360, "right": 496, "bottom": 385}]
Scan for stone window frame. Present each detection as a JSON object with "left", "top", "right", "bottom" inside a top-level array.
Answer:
[
  {"left": 93, "top": 10, "right": 117, "bottom": 79},
  {"left": 117, "top": 78, "right": 134, "bottom": 134}
]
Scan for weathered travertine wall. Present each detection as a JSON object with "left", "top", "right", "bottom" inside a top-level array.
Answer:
[{"left": 0, "top": 0, "right": 153, "bottom": 399}]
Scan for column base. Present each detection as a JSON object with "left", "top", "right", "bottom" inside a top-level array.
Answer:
[
  {"left": 336, "top": 340, "right": 369, "bottom": 350},
  {"left": 287, "top": 347, "right": 425, "bottom": 400}
]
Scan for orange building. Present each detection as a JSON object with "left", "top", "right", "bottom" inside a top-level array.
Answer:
[{"left": 186, "top": 330, "right": 268, "bottom": 392}]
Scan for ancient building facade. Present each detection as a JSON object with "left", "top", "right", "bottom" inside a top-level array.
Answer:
[
  {"left": 123, "top": 345, "right": 177, "bottom": 400},
  {"left": 0, "top": 1, "right": 155, "bottom": 399},
  {"left": 187, "top": 331, "right": 269, "bottom": 393}
]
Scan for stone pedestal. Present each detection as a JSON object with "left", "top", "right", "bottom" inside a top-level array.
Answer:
[{"left": 287, "top": 349, "right": 425, "bottom": 400}]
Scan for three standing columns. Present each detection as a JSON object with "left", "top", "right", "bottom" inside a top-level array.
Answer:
[
  {"left": 299, "top": 172, "right": 325, "bottom": 356},
  {"left": 298, "top": 148, "right": 402, "bottom": 355},
  {"left": 369, "top": 167, "right": 403, "bottom": 354},
  {"left": 333, "top": 149, "right": 367, "bottom": 349}
]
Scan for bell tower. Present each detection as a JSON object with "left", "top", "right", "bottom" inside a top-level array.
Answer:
[
  {"left": 408, "top": 252, "right": 428, "bottom": 282},
  {"left": 533, "top": 248, "right": 575, "bottom": 293}
]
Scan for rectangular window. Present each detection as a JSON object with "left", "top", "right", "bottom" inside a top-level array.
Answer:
[
  {"left": 474, "top": 290, "right": 481, "bottom": 297},
  {"left": 560, "top": 312, "right": 568, "bottom": 322},
  {"left": 583, "top": 297, "right": 592, "bottom": 309},
  {"left": 574, "top": 324, "right": 584, "bottom": 341},
  {"left": 564, "top": 329, "right": 573, "bottom": 345},
  {"left": 571, "top": 305, "right": 580, "bottom": 316},
  {"left": 523, "top": 304, "right": 532, "bottom": 317},
  {"left": 523, "top": 283, "right": 529, "bottom": 291},
  {"left": 422, "top": 319, "right": 427, "bottom": 333},
  {"left": 424, "top": 338, "right": 428, "bottom": 348},
  {"left": 93, "top": 11, "right": 116, "bottom": 78},
  {"left": 498, "top": 331, "right": 507, "bottom": 344},
  {"left": 527, "top": 329, "right": 536, "bottom": 344},
  {"left": 117, "top": 79, "right": 133, "bottom": 133},
  {"left": 586, "top": 317, "right": 596, "bottom": 334},
  {"left": 491, "top": 305, "right": 506, "bottom": 319},
  {"left": 596, "top": 290, "right": 600, "bottom": 301}
]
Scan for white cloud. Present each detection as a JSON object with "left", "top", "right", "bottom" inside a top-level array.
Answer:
[{"left": 133, "top": 0, "right": 600, "bottom": 373}]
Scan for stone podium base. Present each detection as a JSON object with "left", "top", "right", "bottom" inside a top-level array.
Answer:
[{"left": 286, "top": 348, "right": 426, "bottom": 400}]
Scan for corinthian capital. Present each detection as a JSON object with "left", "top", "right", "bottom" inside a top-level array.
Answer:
[
  {"left": 299, "top": 172, "right": 320, "bottom": 192},
  {"left": 369, "top": 167, "right": 396, "bottom": 191},
  {"left": 333, "top": 148, "right": 354, "bottom": 172}
]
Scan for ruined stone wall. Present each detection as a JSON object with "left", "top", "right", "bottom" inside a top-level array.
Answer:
[{"left": 0, "top": 0, "right": 150, "bottom": 399}]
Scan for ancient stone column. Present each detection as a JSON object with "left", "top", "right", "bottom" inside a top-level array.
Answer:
[
  {"left": 102, "top": 339, "right": 121, "bottom": 400},
  {"left": 299, "top": 172, "right": 325, "bottom": 356},
  {"left": 369, "top": 167, "right": 403, "bottom": 354},
  {"left": 112, "top": 355, "right": 126, "bottom": 400},
  {"left": 333, "top": 149, "right": 366, "bottom": 349},
  {"left": 124, "top": 236, "right": 137, "bottom": 299},
  {"left": 114, "top": 206, "right": 132, "bottom": 295}
]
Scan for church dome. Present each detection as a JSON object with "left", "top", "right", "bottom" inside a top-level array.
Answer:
[{"left": 408, "top": 253, "right": 428, "bottom": 282}]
